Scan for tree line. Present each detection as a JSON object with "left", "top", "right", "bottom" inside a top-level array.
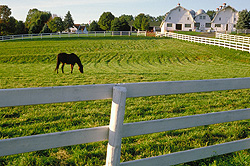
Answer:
[
  {"left": 0, "top": 6, "right": 75, "bottom": 35},
  {"left": 0, "top": 5, "right": 164, "bottom": 36}
]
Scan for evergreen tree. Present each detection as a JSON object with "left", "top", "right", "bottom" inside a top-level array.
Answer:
[
  {"left": 236, "top": 9, "right": 250, "bottom": 29},
  {"left": 64, "top": 11, "right": 74, "bottom": 32},
  {"left": 98, "top": 12, "right": 115, "bottom": 31}
]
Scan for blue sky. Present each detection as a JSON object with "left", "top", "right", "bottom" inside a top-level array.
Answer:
[{"left": 1, "top": 0, "right": 250, "bottom": 24}]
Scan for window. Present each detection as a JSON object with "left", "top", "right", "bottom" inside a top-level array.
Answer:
[
  {"left": 215, "top": 24, "right": 221, "bottom": 27},
  {"left": 205, "top": 23, "right": 211, "bottom": 28},
  {"left": 234, "top": 18, "right": 236, "bottom": 21},
  {"left": 167, "top": 23, "right": 172, "bottom": 27},
  {"left": 185, "top": 24, "right": 191, "bottom": 28},
  {"left": 203, "top": 16, "right": 206, "bottom": 19},
  {"left": 199, "top": 16, "right": 202, "bottom": 19},
  {"left": 187, "top": 17, "right": 189, "bottom": 20},
  {"left": 169, "top": 17, "right": 171, "bottom": 20},
  {"left": 195, "top": 23, "right": 200, "bottom": 27},
  {"left": 219, "top": 17, "right": 221, "bottom": 21},
  {"left": 179, "top": 9, "right": 181, "bottom": 12}
]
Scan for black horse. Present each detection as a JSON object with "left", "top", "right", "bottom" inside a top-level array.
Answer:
[{"left": 55, "top": 53, "right": 83, "bottom": 73}]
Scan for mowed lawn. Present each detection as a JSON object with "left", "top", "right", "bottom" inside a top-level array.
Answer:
[{"left": 0, "top": 36, "right": 250, "bottom": 165}]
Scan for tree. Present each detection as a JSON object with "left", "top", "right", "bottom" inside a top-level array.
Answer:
[
  {"left": 236, "top": 9, "right": 250, "bottom": 29},
  {"left": 119, "top": 17, "right": 130, "bottom": 31},
  {"left": 25, "top": 8, "right": 51, "bottom": 33},
  {"left": 119, "top": 14, "right": 134, "bottom": 23},
  {"left": 0, "top": 5, "right": 11, "bottom": 35},
  {"left": 134, "top": 13, "right": 150, "bottom": 31},
  {"left": 156, "top": 15, "right": 165, "bottom": 22},
  {"left": 98, "top": 12, "right": 115, "bottom": 31},
  {"left": 207, "top": 10, "right": 216, "bottom": 20},
  {"left": 89, "top": 20, "right": 101, "bottom": 31},
  {"left": 111, "top": 18, "right": 121, "bottom": 31},
  {"left": 15, "top": 21, "right": 26, "bottom": 34},
  {"left": 6, "top": 16, "right": 16, "bottom": 34},
  {"left": 47, "top": 17, "right": 64, "bottom": 32},
  {"left": 40, "top": 23, "right": 52, "bottom": 33},
  {"left": 64, "top": 11, "right": 74, "bottom": 32}
]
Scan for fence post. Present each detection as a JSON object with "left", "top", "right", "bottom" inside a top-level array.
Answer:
[{"left": 106, "top": 86, "right": 127, "bottom": 166}]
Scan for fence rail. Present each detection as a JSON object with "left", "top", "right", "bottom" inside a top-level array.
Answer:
[
  {"left": 156, "top": 32, "right": 250, "bottom": 53},
  {"left": 0, "top": 31, "right": 147, "bottom": 41},
  {"left": 216, "top": 32, "right": 250, "bottom": 44},
  {"left": 1, "top": 78, "right": 250, "bottom": 165}
]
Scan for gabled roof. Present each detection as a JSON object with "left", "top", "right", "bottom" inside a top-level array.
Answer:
[
  {"left": 211, "top": 5, "right": 238, "bottom": 22},
  {"left": 161, "top": 5, "right": 196, "bottom": 27}
]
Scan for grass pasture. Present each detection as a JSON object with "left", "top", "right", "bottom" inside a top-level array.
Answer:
[{"left": 1, "top": 36, "right": 250, "bottom": 165}]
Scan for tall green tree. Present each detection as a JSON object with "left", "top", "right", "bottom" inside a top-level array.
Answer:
[
  {"left": 98, "top": 12, "right": 115, "bottom": 31},
  {"left": 89, "top": 20, "right": 101, "bottom": 31},
  {"left": 64, "top": 11, "right": 74, "bottom": 32},
  {"left": 111, "top": 18, "right": 121, "bottom": 31},
  {"left": 119, "top": 17, "right": 130, "bottom": 31},
  {"left": 236, "top": 9, "right": 250, "bottom": 29},
  {"left": 47, "top": 17, "right": 64, "bottom": 33},
  {"left": 25, "top": 8, "right": 51, "bottom": 33},
  {"left": 6, "top": 16, "right": 16, "bottom": 34},
  {"left": 0, "top": 5, "right": 11, "bottom": 35},
  {"left": 15, "top": 21, "right": 26, "bottom": 34},
  {"left": 134, "top": 13, "right": 150, "bottom": 31}
]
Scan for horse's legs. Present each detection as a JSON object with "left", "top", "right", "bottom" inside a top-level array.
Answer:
[
  {"left": 61, "top": 63, "right": 65, "bottom": 73},
  {"left": 71, "top": 64, "right": 74, "bottom": 74}
]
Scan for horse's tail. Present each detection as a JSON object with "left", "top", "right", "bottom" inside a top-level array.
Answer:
[{"left": 55, "top": 55, "right": 60, "bottom": 73}]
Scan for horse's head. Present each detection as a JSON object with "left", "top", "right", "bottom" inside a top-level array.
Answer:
[{"left": 79, "top": 66, "right": 83, "bottom": 73}]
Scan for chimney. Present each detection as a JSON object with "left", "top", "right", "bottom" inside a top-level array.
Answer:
[
  {"left": 216, "top": 8, "right": 219, "bottom": 11},
  {"left": 223, "top": 3, "right": 226, "bottom": 6},
  {"left": 219, "top": 6, "right": 223, "bottom": 9},
  {"left": 177, "top": 3, "right": 180, "bottom": 6}
]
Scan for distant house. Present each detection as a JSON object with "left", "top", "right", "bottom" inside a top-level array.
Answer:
[
  {"left": 161, "top": 3, "right": 196, "bottom": 32},
  {"left": 211, "top": 4, "right": 238, "bottom": 32},
  {"left": 160, "top": 3, "right": 238, "bottom": 33},
  {"left": 194, "top": 9, "right": 212, "bottom": 31},
  {"left": 69, "top": 24, "right": 88, "bottom": 33}
]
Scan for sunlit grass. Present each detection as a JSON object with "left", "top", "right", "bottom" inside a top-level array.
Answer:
[{"left": 0, "top": 36, "right": 250, "bottom": 165}]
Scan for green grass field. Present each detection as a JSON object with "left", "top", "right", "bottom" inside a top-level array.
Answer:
[{"left": 0, "top": 36, "right": 250, "bottom": 165}]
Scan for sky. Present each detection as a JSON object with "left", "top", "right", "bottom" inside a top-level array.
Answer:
[{"left": 1, "top": 0, "right": 250, "bottom": 24}]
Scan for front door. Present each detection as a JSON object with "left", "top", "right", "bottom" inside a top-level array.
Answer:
[{"left": 176, "top": 24, "right": 182, "bottom": 30}]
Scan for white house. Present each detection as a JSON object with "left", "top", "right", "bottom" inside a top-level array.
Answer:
[
  {"left": 161, "top": 3, "right": 239, "bottom": 33},
  {"left": 161, "top": 3, "right": 196, "bottom": 32},
  {"left": 211, "top": 4, "right": 238, "bottom": 32},
  {"left": 194, "top": 9, "right": 212, "bottom": 32}
]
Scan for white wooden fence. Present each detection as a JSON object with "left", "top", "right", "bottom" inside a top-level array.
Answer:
[
  {"left": 216, "top": 32, "right": 250, "bottom": 44},
  {"left": 156, "top": 32, "right": 250, "bottom": 53},
  {"left": 1, "top": 78, "right": 250, "bottom": 165},
  {"left": 0, "top": 31, "right": 147, "bottom": 41}
]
